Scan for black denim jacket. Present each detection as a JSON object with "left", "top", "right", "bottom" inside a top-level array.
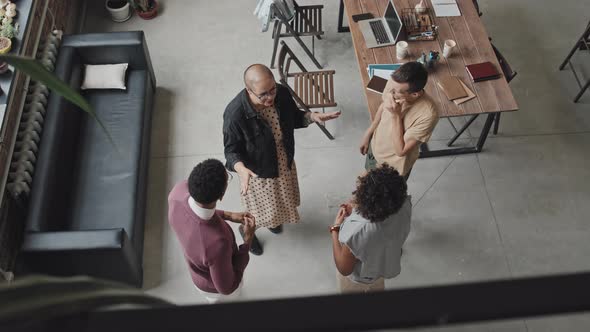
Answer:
[{"left": 223, "top": 84, "right": 309, "bottom": 178}]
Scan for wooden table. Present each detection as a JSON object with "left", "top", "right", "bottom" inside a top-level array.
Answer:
[{"left": 343, "top": 0, "right": 519, "bottom": 157}]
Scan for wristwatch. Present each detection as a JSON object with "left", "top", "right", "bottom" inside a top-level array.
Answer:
[{"left": 329, "top": 224, "right": 341, "bottom": 233}]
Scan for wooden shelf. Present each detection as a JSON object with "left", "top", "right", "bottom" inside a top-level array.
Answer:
[{"left": 0, "top": 0, "right": 35, "bottom": 131}]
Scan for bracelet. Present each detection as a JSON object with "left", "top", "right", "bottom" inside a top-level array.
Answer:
[
  {"left": 329, "top": 224, "right": 341, "bottom": 233},
  {"left": 306, "top": 111, "right": 316, "bottom": 123}
]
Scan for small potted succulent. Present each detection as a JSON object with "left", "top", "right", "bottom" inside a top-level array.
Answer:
[
  {"left": 0, "top": 2, "right": 17, "bottom": 71},
  {"left": 0, "top": 36, "right": 11, "bottom": 54},
  {"left": 4, "top": 1, "right": 15, "bottom": 18},
  {"left": 106, "top": 0, "right": 131, "bottom": 22},
  {"left": 0, "top": 3, "right": 16, "bottom": 52},
  {"left": 129, "top": 0, "right": 158, "bottom": 20},
  {"left": 0, "top": 21, "right": 16, "bottom": 39},
  {"left": 0, "top": 32, "right": 14, "bottom": 63}
]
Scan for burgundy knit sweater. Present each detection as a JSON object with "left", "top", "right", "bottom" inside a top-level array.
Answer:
[{"left": 168, "top": 181, "right": 250, "bottom": 294}]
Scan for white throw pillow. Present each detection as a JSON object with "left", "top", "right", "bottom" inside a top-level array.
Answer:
[{"left": 81, "top": 63, "right": 128, "bottom": 90}]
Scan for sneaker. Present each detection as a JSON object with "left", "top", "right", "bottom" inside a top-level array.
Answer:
[
  {"left": 268, "top": 224, "right": 283, "bottom": 234},
  {"left": 239, "top": 225, "right": 263, "bottom": 256}
]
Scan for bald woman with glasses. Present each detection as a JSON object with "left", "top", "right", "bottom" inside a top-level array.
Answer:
[{"left": 223, "top": 64, "right": 340, "bottom": 255}]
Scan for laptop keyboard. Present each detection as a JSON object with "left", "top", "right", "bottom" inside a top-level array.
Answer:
[{"left": 370, "top": 21, "right": 391, "bottom": 44}]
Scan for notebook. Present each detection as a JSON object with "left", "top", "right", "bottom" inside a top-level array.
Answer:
[
  {"left": 367, "top": 63, "right": 402, "bottom": 79},
  {"left": 466, "top": 61, "right": 501, "bottom": 82},
  {"left": 437, "top": 76, "right": 467, "bottom": 100},
  {"left": 453, "top": 80, "right": 476, "bottom": 105},
  {"left": 366, "top": 75, "right": 388, "bottom": 94},
  {"left": 432, "top": 0, "right": 461, "bottom": 17}
]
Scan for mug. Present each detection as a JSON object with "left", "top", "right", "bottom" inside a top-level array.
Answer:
[
  {"left": 396, "top": 41, "right": 409, "bottom": 60},
  {"left": 443, "top": 39, "right": 457, "bottom": 58}
]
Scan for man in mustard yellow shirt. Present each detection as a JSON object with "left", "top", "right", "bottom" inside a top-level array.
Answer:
[{"left": 359, "top": 62, "right": 439, "bottom": 180}]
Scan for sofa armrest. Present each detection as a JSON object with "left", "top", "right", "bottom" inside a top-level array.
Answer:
[
  {"left": 61, "top": 31, "right": 156, "bottom": 87},
  {"left": 19, "top": 228, "right": 143, "bottom": 287},
  {"left": 23, "top": 228, "right": 129, "bottom": 251}
]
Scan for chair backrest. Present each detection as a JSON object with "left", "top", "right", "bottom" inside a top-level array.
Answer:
[
  {"left": 491, "top": 43, "right": 517, "bottom": 83},
  {"left": 270, "top": 0, "right": 297, "bottom": 25},
  {"left": 277, "top": 40, "right": 308, "bottom": 84},
  {"left": 272, "top": 0, "right": 323, "bottom": 36},
  {"left": 472, "top": 0, "right": 482, "bottom": 16}
]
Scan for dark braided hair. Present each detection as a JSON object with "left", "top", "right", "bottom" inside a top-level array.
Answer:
[
  {"left": 188, "top": 159, "right": 227, "bottom": 204},
  {"left": 353, "top": 164, "right": 408, "bottom": 222}
]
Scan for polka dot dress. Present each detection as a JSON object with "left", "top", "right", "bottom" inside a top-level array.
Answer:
[{"left": 241, "top": 106, "right": 301, "bottom": 229}]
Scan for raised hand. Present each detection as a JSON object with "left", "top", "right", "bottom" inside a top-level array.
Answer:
[
  {"left": 311, "top": 111, "right": 341, "bottom": 123},
  {"left": 384, "top": 95, "right": 404, "bottom": 117},
  {"left": 334, "top": 206, "right": 349, "bottom": 226},
  {"left": 339, "top": 203, "right": 353, "bottom": 217}
]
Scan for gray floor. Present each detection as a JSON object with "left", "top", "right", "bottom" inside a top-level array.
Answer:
[{"left": 84, "top": 0, "right": 590, "bottom": 330}]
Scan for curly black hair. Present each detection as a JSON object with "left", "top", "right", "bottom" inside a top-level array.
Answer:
[
  {"left": 188, "top": 159, "right": 228, "bottom": 204},
  {"left": 391, "top": 61, "right": 428, "bottom": 93},
  {"left": 353, "top": 164, "right": 408, "bottom": 222}
]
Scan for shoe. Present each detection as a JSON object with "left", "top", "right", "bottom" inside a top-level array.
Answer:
[
  {"left": 268, "top": 224, "right": 283, "bottom": 234},
  {"left": 239, "top": 225, "right": 263, "bottom": 256}
]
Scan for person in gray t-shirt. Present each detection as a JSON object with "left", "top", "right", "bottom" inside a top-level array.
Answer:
[{"left": 329, "top": 164, "right": 411, "bottom": 293}]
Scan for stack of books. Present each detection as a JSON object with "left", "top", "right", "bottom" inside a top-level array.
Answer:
[{"left": 437, "top": 76, "right": 476, "bottom": 105}]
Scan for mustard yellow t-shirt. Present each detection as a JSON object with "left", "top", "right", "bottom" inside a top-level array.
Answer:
[{"left": 371, "top": 81, "right": 439, "bottom": 176}]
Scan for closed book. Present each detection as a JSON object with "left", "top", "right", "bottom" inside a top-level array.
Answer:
[
  {"left": 437, "top": 76, "right": 467, "bottom": 100},
  {"left": 473, "top": 75, "right": 501, "bottom": 82},
  {"left": 366, "top": 75, "right": 388, "bottom": 94},
  {"left": 453, "top": 80, "right": 476, "bottom": 105},
  {"left": 466, "top": 62, "right": 501, "bottom": 82}
]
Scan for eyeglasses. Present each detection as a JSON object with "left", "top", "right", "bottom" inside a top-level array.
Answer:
[
  {"left": 249, "top": 84, "right": 277, "bottom": 101},
  {"left": 389, "top": 88, "right": 410, "bottom": 95},
  {"left": 389, "top": 88, "right": 422, "bottom": 95}
]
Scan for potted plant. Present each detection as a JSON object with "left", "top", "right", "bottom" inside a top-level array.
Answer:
[
  {"left": 0, "top": 21, "right": 16, "bottom": 39},
  {"left": 0, "top": 36, "right": 11, "bottom": 54},
  {"left": 129, "top": 0, "right": 158, "bottom": 20},
  {"left": 105, "top": 0, "right": 131, "bottom": 22}
]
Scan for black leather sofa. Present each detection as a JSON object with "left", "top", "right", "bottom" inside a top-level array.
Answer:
[{"left": 18, "top": 31, "right": 156, "bottom": 287}]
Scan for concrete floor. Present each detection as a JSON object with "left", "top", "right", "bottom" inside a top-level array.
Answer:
[{"left": 84, "top": 0, "right": 590, "bottom": 330}]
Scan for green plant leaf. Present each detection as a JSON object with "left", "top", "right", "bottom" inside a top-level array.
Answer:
[{"left": 0, "top": 54, "right": 117, "bottom": 148}]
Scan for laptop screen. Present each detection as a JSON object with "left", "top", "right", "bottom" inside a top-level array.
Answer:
[{"left": 384, "top": 1, "right": 402, "bottom": 40}]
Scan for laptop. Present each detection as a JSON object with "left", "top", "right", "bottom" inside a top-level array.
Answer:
[{"left": 358, "top": 0, "right": 403, "bottom": 49}]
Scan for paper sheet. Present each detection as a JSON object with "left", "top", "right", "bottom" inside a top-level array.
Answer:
[
  {"left": 432, "top": 0, "right": 461, "bottom": 17},
  {"left": 372, "top": 69, "right": 395, "bottom": 80}
]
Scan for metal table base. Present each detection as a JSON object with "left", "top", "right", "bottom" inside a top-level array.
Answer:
[
  {"left": 419, "top": 113, "right": 496, "bottom": 158},
  {"left": 338, "top": 0, "right": 350, "bottom": 33}
]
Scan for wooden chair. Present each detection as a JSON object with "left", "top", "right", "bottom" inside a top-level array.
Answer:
[
  {"left": 559, "top": 21, "right": 590, "bottom": 102},
  {"left": 490, "top": 42, "right": 518, "bottom": 134},
  {"left": 447, "top": 42, "right": 517, "bottom": 146},
  {"left": 473, "top": 0, "right": 483, "bottom": 16},
  {"left": 277, "top": 40, "right": 336, "bottom": 140},
  {"left": 270, "top": 0, "right": 324, "bottom": 70}
]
